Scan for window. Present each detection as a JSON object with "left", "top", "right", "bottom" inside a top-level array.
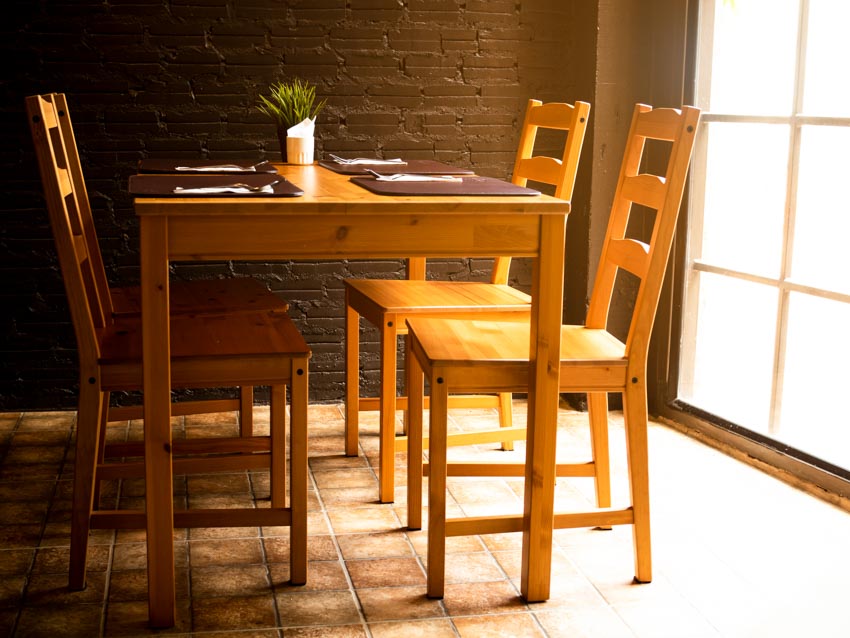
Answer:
[{"left": 678, "top": 0, "right": 850, "bottom": 472}]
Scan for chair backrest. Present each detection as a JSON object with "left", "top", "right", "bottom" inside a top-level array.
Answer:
[
  {"left": 407, "top": 98, "right": 590, "bottom": 284},
  {"left": 490, "top": 98, "right": 591, "bottom": 284},
  {"left": 26, "top": 93, "right": 112, "bottom": 368},
  {"left": 585, "top": 103, "right": 701, "bottom": 364}
]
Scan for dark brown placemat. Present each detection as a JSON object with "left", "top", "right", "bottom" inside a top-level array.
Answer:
[
  {"left": 349, "top": 175, "right": 541, "bottom": 197},
  {"left": 318, "top": 159, "right": 474, "bottom": 175},
  {"left": 138, "top": 159, "right": 276, "bottom": 174},
  {"left": 129, "top": 174, "right": 303, "bottom": 197}
]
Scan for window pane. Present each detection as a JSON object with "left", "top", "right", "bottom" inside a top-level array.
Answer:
[
  {"left": 791, "top": 125, "right": 850, "bottom": 295},
  {"left": 803, "top": 1, "right": 850, "bottom": 116},
  {"left": 779, "top": 293, "right": 850, "bottom": 468},
  {"left": 706, "top": 0, "right": 799, "bottom": 115},
  {"left": 698, "top": 122, "right": 788, "bottom": 277},
  {"left": 680, "top": 272, "right": 777, "bottom": 431}
]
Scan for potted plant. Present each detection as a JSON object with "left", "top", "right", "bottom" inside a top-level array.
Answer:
[{"left": 257, "top": 78, "right": 326, "bottom": 162}]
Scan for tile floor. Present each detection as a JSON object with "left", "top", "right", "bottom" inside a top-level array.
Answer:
[{"left": 2, "top": 401, "right": 850, "bottom": 637}]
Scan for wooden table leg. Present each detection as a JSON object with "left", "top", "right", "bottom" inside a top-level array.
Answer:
[
  {"left": 520, "top": 213, "right": 567, "bottom": 602},
  {"left": 378, "top": 314, "right": 398, "bottom": 503},
  {"left": 405, "top": 332, "right": 423, "bottom": 530},
  {"left": 140, "top": 216, "right": 176, "bottom": 628}
]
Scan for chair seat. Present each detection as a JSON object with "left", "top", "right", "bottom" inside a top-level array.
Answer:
[
  {"left": 406, "top": 318, "right": 626, "bottom": 368},
  {"left": 345, "top": 279, "right": 531, "bottom": 318},
  {"left": 110, "top": 278, "right": 287, "bottom": 318},
  {"left": 99, "top": 312, "right": 311, "bottom": 390}
]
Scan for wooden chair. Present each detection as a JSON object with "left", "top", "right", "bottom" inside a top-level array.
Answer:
[
  {"left": 27, "top": 93, "right": 312, "bottom": 592},
  {"left": 344, "top": 99, "right": 591, "bottom": 502},
  {"left": 405, "top": 104, "right": 701, "bottom": 597},
  {"left": 41, "top": 92, "right": 289, "bottom": 435}
]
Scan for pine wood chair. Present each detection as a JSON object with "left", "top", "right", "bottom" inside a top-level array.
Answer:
[
  {"left": 405, "top": 103, "right": 701, "bottom": 597},
  {"left": 344, "top": 99, "right": 591, "bottom": 503},
  {"left": 40, "top": 92, "right": 289, "bottom": 436},
  {"left": 27, "top": 93, "right": 312, "bottom": 592}
]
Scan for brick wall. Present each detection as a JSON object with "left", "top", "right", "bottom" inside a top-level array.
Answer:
[{"left": 1, "top": 0, "right": 596, "bottom": 409}]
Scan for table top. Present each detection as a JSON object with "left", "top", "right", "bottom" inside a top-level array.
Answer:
[{"left": 133, "top": 163, "right": 570, "bottom": 218}]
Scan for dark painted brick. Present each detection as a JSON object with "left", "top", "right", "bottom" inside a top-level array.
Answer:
[{"left": 3, "top": 0, "right": 587, "bottom": 409}]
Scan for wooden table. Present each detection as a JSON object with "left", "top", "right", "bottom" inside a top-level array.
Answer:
[{"left": 135, "top": 162, "right": 569, "bottom": 627}]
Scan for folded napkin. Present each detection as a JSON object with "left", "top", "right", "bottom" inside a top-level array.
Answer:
[
  {"left": 340, "top": 158, "right": 406, "bottom": 165},
  {"left": 175, "top": 164, "right": 257, "bottom": 172},
  {"left": 288, "top": 117, "right": 315, "bottom": 138},
  {"left": 173, "top": 184, "right": 275, "bottom": 194},
  {"left": 373, "top": 174, "right": 463, "bottom": 182}
]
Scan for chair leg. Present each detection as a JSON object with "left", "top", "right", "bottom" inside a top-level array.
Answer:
[
  {"left": 91, "top": 391, "right": 110, "bottom": 512},
  {"left": 622, "top": 383, "right": 652, "bottom": 583},
  {"left": 378, "top": 314, "right": 399, "bottom": 503},
  {"left": 405, "top": 333, "right": 424, "bottom": 530},
  {"left": 239, "top": 386, "right": 254, "bottom": 438},
  {"left": 69, "top": 380, "right": 106, "bottom": 590},
  {"left": 269, "top": 385, "right": 286, "bottom": 509},
  {"left": 401, "top": 337, "right": 410, "bottom": 438},
  {"left": 587, "top": 392, "right": 612, "bottom": 511},
  {"left": 344, "top": 295, "right": 360, "bottom": 457},
  {"left": 497, "top": 392, "right": 514, "bottom": 451},
  {"left": 426, "top": 370, "right": 449, "bottom": 599},
  {"left": 289, "top": 360, "right": 309, "bottom": 586}
]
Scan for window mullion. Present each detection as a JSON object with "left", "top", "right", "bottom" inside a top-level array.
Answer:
[{"left": 767, "top": 0, "right": 810, "bottom": 434}]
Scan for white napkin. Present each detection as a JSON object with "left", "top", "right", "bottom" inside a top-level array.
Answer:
[
  {"left": 175, "top": 165, "right": 255, "bottom": 172},
  {"left": 173, "top": 185, "right": 275, "bottom": 195},
  {"left": 339, "top": 158, "right": 405, "bottom": 165},
  {"left": 373, "top": 174, "right": 462, "bottom": 182},
  {"left": 287, "top": 117, "right": 315, "bottom": 138}
]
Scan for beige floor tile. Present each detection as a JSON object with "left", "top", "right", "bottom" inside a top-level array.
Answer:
[
  {"left": 186, "top": 472, "right": 252, "bottom": 494},
  {"left": 336, "top": 531, "right": 414, "bottom": 560},
  {"left": 453, "top": 612, "right": 546, "bottom": 637},
  {"left": 368, "top": 618, "right": 456, "bottom": 637},
  {"left": 308, "top": 454, "right": 370, "bottom": 472},
  {"left": 264, "top": 533, "right": 339, "bottom": 563},
  {"left": 407, "top": 528, "right": 485, "bottom": 557},
  {"left": 326, "top": 506, "right": 401, "bottom": 535},
  {"left": 320, "top": 486, "right": 384, "bottom": 507},
  {"left": 191, "top": 564, "right": 271, "bottom": 598},
  {"left": 444, "top": 551, "right": 505, "bottom": 584},
  {"left": 0, "top": 610, "right": 17, "bottom": 635},
  {"left": 534, "top": 607, "right": 635, "bottom": 638},
  {"left": 356, "top": 585, "right": 445, "bottom": 622},
  {"left": 104, "top": 599, "right": 192, "bottom": 636},
  {"left": 0, "top": 501, "right": 48, "bottom": 528},
  {"left": 283, "top": 624, "right": 366, "bottom": 637},
  {"left": 312, "top": 468, "right": 377, "bottom": 490},
  {"left": 269, "top": 559, "right": 349, "bottom": 591},
  {"left": 0, "top": 575, "right": 25, "bottom": 609},
  {"left": 345, "top": 557, "right": 425, "bottom": 589},
  {"left": 106, "top": 569, "right": 150, "bottom": 602},
  {"left": 31, "top": 545, "right": 108, "bottom": 575},
  {"left": 193, "top": 594, "right": 278, "bottom": 632},
  {"left": 15, "top": 603, "right": 103, "bottom": 637},
  {"left": 188, "top": 525, "right": 261, "bottom": 541},
  {"left": 441, "top": 580, "right": 527, "bottom": 617},
  {"left": 275, "top": 590, "right": 361, "bottom": 627},
  {"left": 22, "top": 571, "right": 106, "bottom": 606},
  {"left": 189, "top": 537, "right": 265, "bottom": 567},
  {"left": 0, "top": 525, "right": 43, "bottom": 550}
]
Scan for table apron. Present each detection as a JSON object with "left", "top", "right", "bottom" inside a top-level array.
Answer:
[{"left": 165, "top": 214, "right": 545, "bottom": 260}]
